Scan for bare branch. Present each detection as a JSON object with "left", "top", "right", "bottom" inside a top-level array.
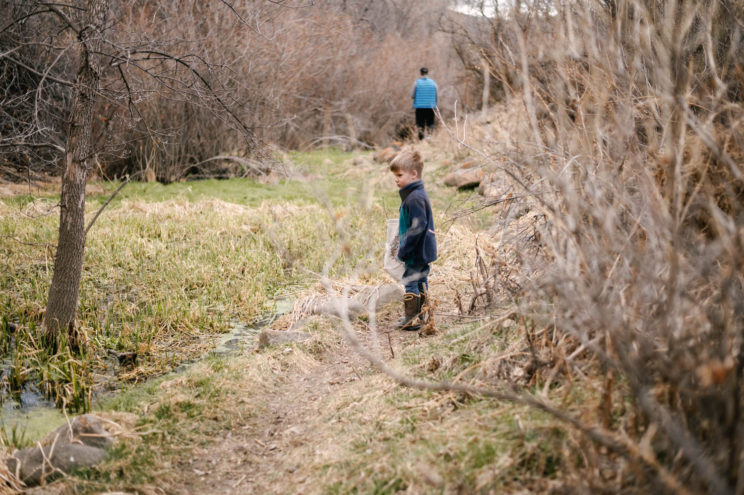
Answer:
[
  {"left": 84, "top": 173, "right": 136, "bottom": 236},
  {"left": 4, "top": 54, "right": 75, "bottom": 87}
]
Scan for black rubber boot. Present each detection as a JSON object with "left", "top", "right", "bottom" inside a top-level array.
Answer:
[{"left": 397, "top": 293, "right": 420, "bottom": 331}]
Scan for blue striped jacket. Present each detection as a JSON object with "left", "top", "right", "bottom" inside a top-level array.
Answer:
[{"left": 412, "top": 77, "right": 438, "bottom": 109}]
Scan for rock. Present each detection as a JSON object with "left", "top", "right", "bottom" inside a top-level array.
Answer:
[
  {"left": 41, "top": 414, "right": 114, "bottom": 450},
  {"left": 443, "top": 167, "right": 484, "bottom": 189},
  {"left": 458, "top": 159, "right": 479, "bottom": 169},
  {"left": 374, "top": 146, "right": 401, "bottom": 163},
  {"left": 6, "top": 444, "right": 107, "bottom": 486},
  {"left": 477, "top": 173, "right": 493, "bottom": 195},
  {"left": 258, "top": 330, "right": 312, "bottom": 349},
  {"left": 3, "top": 414, "right": 119, "bottom": 487},
  {"left": 479, "top": 183, "right": 505, "bottom": 198}
]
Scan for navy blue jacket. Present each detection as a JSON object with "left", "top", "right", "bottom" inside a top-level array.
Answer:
[{"left": 398, "top": 180, "right": 437, "bottom": 266}]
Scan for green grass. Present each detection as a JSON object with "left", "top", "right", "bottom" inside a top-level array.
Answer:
[
  {"left": 100, "top": 175, "right": 353, "bottom": 208},
  {"left": 289, "top": 148, "right": 359, "bottom": 175},
  {"left": 0, "top": 149, "right": 395, "bottom": 412},
  {"left": 93, "top": 148, "right": 369, "bottom": 208}
]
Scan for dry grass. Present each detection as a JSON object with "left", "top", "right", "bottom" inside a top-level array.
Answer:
[
  {"left": 439, "top": 1, "right": 744, "bottom": 493},
  {"left": 16, "top": 189, "right": 579, "bottom": 494}
]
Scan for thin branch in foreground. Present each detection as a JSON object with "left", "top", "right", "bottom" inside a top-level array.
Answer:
[
  {"left": 323, "top": 280, "right": 690, "bottom": 495},
  {"left": 321, "top": 283, "right": 696, "bottom": 495},
  {"left": 84, "top": 173, "right": 138, "bottom": 236}
]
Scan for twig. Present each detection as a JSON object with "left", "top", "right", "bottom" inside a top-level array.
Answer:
[
  {"left": 232, "top": 474, "right": 247, "bottom": 488},
  {"left": 85, "top": 173, "right": 136, "bottom": 236},
  {"left": 0, "top": 235, "right": 56, "bottom": 249}
]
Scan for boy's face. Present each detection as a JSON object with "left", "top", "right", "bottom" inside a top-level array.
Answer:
[{"left": 392, "top": 169, "right": 419, "bottom": 189}]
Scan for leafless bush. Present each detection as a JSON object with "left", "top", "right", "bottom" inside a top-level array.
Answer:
[
  {"left": 0, "top": 1, "right": 76, "bottom": 179},
  {"left": 2, "top": 0, "right": 463, "bottom": 182},
  {"left": 233, "top": 1, "right": 460, "bottom": 149},
  {"left": 121, "top": 0, "right": 466, "bottom": 176},
  {"left": 451, "top": 1, "right": 744, "bottom": 493}
]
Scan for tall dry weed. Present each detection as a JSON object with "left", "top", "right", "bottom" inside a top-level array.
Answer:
[{"left": 451, "top": 1, "right": 744, "bottom": 493}]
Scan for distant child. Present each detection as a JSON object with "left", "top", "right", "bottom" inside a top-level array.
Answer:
[{"left": 389, "top": 149, "right": 437, "bottom": 331}]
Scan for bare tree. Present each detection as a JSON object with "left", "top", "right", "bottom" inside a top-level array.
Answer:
[
  {"left": 1, "top": 0, "right": 256, "bottom": 348},
  {"left": 42, "top": 0, "right": 107, "bottom": 348}
]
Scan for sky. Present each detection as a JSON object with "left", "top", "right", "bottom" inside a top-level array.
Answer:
[{"left": 449, "top": 0, "right": 499, "bottom": 18}]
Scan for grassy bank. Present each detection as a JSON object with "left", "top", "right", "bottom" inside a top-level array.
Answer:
[
  {"left": 0, "top": 149, "right": 400, "bottom": 415},
  {"left": 2, "top": 145, "right": 545, "bottom": 495}
]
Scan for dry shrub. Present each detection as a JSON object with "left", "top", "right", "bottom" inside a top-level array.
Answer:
[
  {"left": 3, "top": 1, "right": 463, "bottom": 182},
  {"left": 452, "top": 1, "right": 744, "bottom": 493},
  {"left": 100, "top": 0, "right": 462, "bottom": 181},
  {"left": 0, "top": 459, "right": 23, "bottom": 494}
]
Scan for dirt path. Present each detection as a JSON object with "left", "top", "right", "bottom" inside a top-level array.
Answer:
[{"left": 171, "top": 322, "right": 418, "bottom": 495}]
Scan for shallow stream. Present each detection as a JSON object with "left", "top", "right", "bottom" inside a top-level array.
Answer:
[{"left": 0, "top": 295, "right": 294, "bottom": 446}]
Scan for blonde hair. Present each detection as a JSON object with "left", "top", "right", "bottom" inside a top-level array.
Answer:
[{"left": 389, "top": 148, "right": 424, "bottom": 177}]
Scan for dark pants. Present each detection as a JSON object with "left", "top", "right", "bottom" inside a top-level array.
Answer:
[
  {"left": 403, "top": 264, "right": 430, "bottom": 295},
  {"left": 415, "top": 108, "right": 435, "bottom": 140}
]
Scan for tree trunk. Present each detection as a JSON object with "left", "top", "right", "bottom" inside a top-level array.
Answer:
[
  {"left": 481, "top": 56, "right": 490, "bottom": 117},
  {"left": 322, "top": 105, "right": 333, "bottom": 147},
  {"left": 345, "top": 112, "right": 357, "bottom": 149},
  {"left": 43, "top": 0, "right": 106, "bottom": 349}
]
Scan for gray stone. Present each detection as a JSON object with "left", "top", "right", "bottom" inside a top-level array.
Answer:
[
  {"left": 3, "top": 414, "right": 118, "bottom": 487},
  {"left": 7, "top": 443, "right": 107, "bottom": 486},
  {"left": 258, "top": 330, "right": 313, "bottom": 349},
  {"left": 41, "top": 414, "right": 114, "bottom": 450}
]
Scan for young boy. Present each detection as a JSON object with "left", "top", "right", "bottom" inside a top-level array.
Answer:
[{"left": 389, "top": 149, "right": 437, "bottom": 331}]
